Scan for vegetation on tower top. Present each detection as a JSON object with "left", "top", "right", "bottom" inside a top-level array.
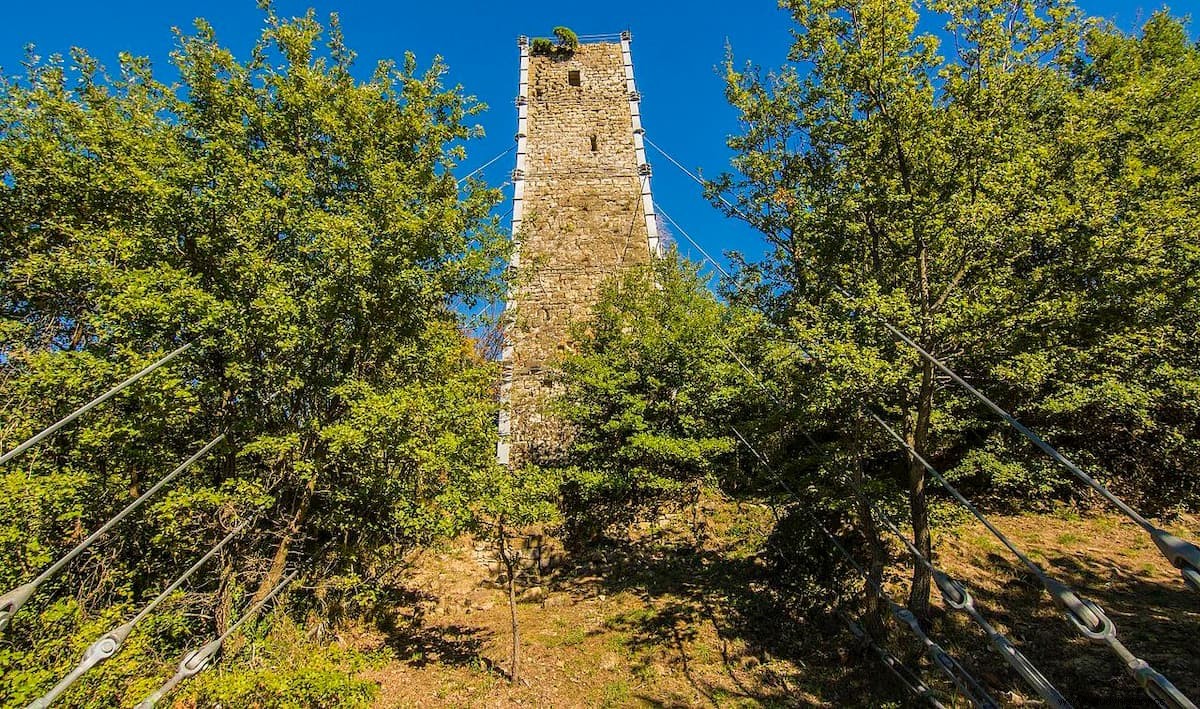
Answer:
[{"left": 531, "top": 26, "right": 580, "bottom": 56}]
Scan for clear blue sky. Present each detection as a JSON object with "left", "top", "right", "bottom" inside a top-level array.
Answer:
[{"left": 1, "top": 1, "right": 1196, "bottom": 280}]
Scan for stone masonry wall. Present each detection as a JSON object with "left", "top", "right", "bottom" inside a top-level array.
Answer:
[{"left": 499, "top": 39, "right": 656, "bottom": 466}]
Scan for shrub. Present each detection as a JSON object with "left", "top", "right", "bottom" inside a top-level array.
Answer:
[
  {"left": 530, "top": 26, "right": 580, "bottom": 56},
  {"left": 554, "top": 254, "right": 749, "bottom": 544},
  {"left": 183, "top": 617, "right": 377, "bottom": 708},
  {"left": 553, "top": 26, "right": 580, "bottom": 50}
]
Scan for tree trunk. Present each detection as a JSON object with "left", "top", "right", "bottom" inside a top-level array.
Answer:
[
  {"left": 251, "top": 475, "right": 316, "bottom": 606},
  {"left": 216, "top": 560, "right": 236, "bottom": 633},
  {"left": 906, "top": 356, "right": 935, "bottom": 626},
  {"left": 905, "top": 224, "right": 936, "bottom": 626},
  {"left": 498, "top": 517, "right": 520, "bottom": 684},
  {"left": 68, "top": 320, "right": 85, "bottom": 351},
  {"left": 689, "top": 482, "right": 705, "bottom": 546},
  {"left": 850, "top": 446, "right": 888, "bottom": 637}
]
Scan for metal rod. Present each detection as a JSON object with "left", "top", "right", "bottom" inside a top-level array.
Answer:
[
  {"left": 456, "top": 145, "right": 515, "bottom": 186},
  {"left": 857, "top": 311, "right": 1200, "bottom": 592},
  {"left": 0, "top": 343, "right": 192, "bottom": 466},
  {"left": 0, "top": 434, "right": 224, "bottom": 632},
  {"left": 27, "top": 521, "right": 248, "bottom": 708},
  {"left": 133, "top": 568, "right": 299, "bottom": 709},
  {"left": 873, "top": 508, "right": 1072, "bottom": 709}
]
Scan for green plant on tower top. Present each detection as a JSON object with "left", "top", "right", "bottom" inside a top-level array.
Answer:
[
  {"left": 553, "top": 26, "right": 579, "bottom": 50},
  {"left": 530, "top": 25, "right": 579, "bottom": 56}
]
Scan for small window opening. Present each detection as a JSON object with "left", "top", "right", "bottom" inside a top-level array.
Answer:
[
  {"left": 568, "top": 70, "right": 581, "bottom": 86},
  {"left": 589, "top": 134, "right": 598, "bottom": 152}
]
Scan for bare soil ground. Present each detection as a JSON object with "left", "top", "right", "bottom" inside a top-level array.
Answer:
[{"left": 342, "top": 500, "right": 1198, "bottom": 708}]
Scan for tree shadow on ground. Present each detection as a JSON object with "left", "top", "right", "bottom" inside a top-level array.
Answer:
[
  {"left": 383, "top": 620, "right": 496, "bottom": 671},
  {"left": 370, "top": 583, "right": 502, "bottom": 674},
  {"left": 929, "top": 544, "right": 1200, "bottom": 708},
  {"left": 548, "top": 526, "right": 923, "bottom": 708}
]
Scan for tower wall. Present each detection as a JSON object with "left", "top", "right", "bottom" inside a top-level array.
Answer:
[{"left": 498, "top": 35, "right": 658, "bottom": 466}]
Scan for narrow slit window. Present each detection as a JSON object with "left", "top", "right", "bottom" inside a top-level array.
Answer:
[
  {"left": 568, "top": 70, "right": 581, "bottom": 86},
  {"left": 589, "top": 135, "right": 599, "bottom": 152}
]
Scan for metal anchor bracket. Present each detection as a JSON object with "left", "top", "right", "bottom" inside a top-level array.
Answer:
[
  {"left": 933, "top": 570, "right": 969, "bottom": 610},
  {"left": 1151, "top": 528, "right": 1200, "bottom": 592},
  {"left": 0, "top": 582, "right": 35, "bottom": 633}
]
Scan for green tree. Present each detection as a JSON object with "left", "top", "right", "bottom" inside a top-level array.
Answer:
[
  {"left": 977, "top": 11, "right": 1200, "bottom": 511},
  {"left": 0, "top": 6, "right": 505, "bottom": 703},
  {"left": 555, "top": 253, "right": 751, "bottom": 544},
  {"left": 477, "top": 463, "right": 561, "bottom": 685},
  {"left": 715, "top": 0, "right": 1089, "bottom": 621}
]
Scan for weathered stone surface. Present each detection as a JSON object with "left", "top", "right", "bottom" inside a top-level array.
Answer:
[
  {"left": 518, "top": 585, "right": 548, "bottom": 603},
  {"left": 472, "top": 529, "right": 566, "bottom": 578},
  {"left": 503, "top": 41, "right": 652, "bottom": 466}
]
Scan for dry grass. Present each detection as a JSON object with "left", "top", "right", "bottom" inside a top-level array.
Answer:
[
  {"left": 921, "top": 511, "right": 1200, "bottom": 707},
  {"left": 340, "top": 500, "right": 1198, "bottom": 708}
]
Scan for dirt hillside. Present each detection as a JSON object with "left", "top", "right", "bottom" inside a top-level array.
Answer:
[{"left": 340, "top": 500, "right": 1198, "bottom": 708}]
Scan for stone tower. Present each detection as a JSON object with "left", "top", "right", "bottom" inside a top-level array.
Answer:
[{"left": 497, "top": 32, "right": 659, "bottom": 466}]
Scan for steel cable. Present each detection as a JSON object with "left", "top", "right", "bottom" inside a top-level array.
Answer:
[
  {"left": 657, "top": 206, "right": 734, "bottom": 281},
  {"left": 747, "top": 446, "right": 947, "bottom": 707},
  {"left": 835, "top": 549, "right": 999, "bottom": 709},
  {"left": 26, "top": 520, "right": 250, "bottom": 708},
  {"left": 0, "top": 434, "right": 226, "bottom": 633},
  {"left": 733, "top": 304, "right": 1191, "bottom": 708},
  {"left": 134, "top": 567, "right": 300, "bottom": 709},
  {"left": 730, "top": 316, "right": 1192, "bottom": 707},
  {"left": 728, "top": 342, "right": 1068, "bottom": 705},
  {"left": 731, "top": 427, "right": 1000, "bottom": 709},
  {"left": 0, "top": 343, "right": 192, "bottom": 467},
  {"left": 651, "top": 132, "right": 1200, "bottom": 594},
  {"left": 832, "top": 291, "right": 1200, "bottom": 593},
  {"left": 871, "top": 506, "right": 1073, "bottom": 709},
  {"left": 644, "top": 137, "right": 749, "bottom": 220},
  {"left": 626, "top": 175, "right": 648, "bottom": 262},
  {"left": 754, "top": 481, "right": 947, "bottom": 707},
  {"left": 737, "top": 387, "right": 1066, "bottom": 707},
  {"left": 647, "top": 138, "right": 1198, "bottom": 707},
  {"left": 456, "top": 145, "right": 516, "bottom": 187},
  {"left": 866, "top": 409, "right": 1195, "bottom": 709},
  {"left": 842, "top": 611, "right": 948, "bottom": 708}
]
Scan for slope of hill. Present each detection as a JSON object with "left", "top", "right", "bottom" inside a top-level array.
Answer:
[{"left": 322, "top": 498, "right": 1197, "bottom": 707}]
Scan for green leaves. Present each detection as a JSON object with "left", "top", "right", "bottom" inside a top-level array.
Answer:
[
  {"left": 720, "top": 1, "right": 1200, "bottom": 516},
  {"left": 552, "top": 254, "right": 750, "bottom": 539},
  {"left": 0, "top": 6, "right": 507, "bottom": 703}
]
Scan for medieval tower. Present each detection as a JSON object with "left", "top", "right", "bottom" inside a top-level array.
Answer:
[{"left": 497, "top": 31, "right": 660, "bottom": 466}]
